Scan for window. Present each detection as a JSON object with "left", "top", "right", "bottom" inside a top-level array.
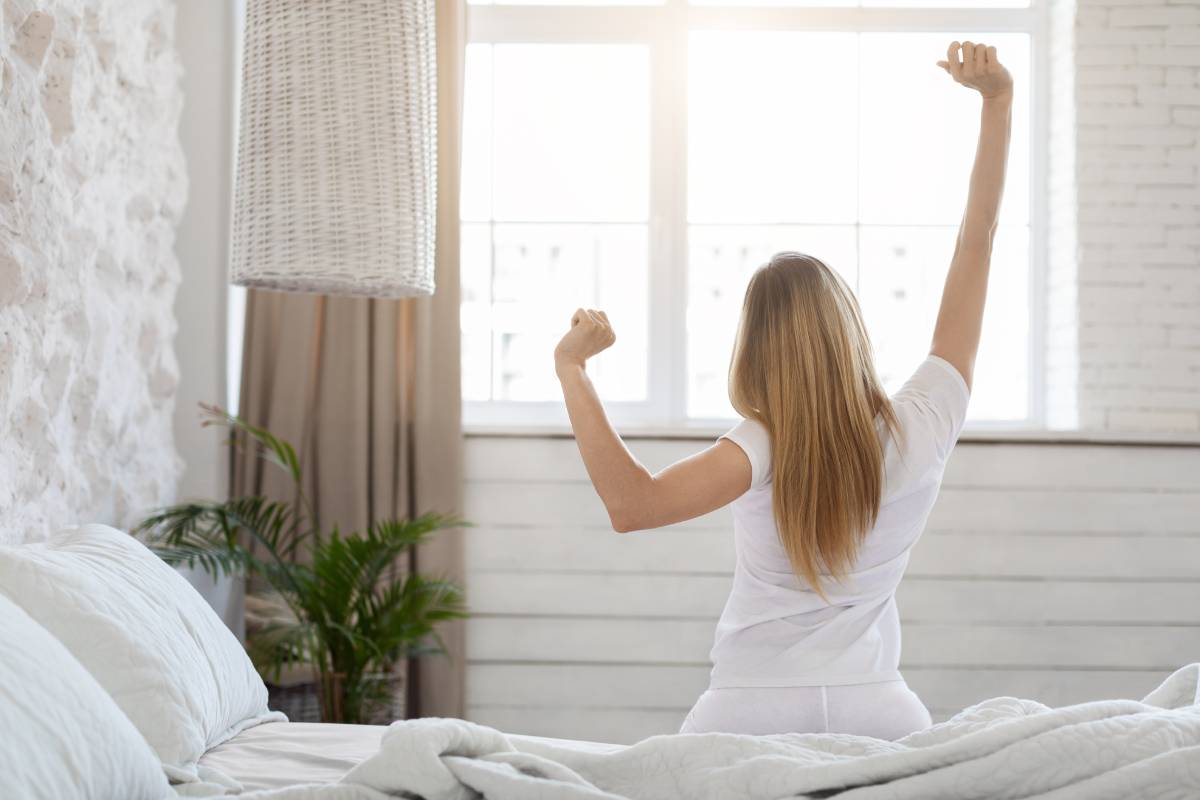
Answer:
[{"left": 462, "top": 1, "right": 1041, "bottom": 429}]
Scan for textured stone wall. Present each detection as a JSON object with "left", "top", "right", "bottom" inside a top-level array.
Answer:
[{"left": 0, "top": 0, "right": 185, "bottom": 542}]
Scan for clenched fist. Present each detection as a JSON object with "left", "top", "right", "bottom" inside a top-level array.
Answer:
[
  {"left": 937, "top": 41, "right": 1013, "bottom": 101},
  {"left": 555, "top": 308, "right": 616, "bottom": 373}
]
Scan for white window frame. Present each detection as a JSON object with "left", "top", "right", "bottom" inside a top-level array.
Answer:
[{"left": 463, "top": 1, "right": 1048, "bottom": 433}]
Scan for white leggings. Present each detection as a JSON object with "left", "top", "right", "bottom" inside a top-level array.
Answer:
[{"left": 679, "top": 680, "right": 932, "bottom": 740}]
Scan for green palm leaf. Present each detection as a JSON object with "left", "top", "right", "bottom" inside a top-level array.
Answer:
[
  {"left": 199, "top": 403, "right": 302, "bottom": 483},
  {"left": 135, "top": 406, "right": 470, "bottom": 723}
]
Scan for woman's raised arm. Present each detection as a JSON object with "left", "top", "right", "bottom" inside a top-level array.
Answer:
[
  {"left": 554, "top": 309, "right": 751, "bottom": 533},
  {"left": 930, "top": 41, "right": 1014, "bottom": 389}
]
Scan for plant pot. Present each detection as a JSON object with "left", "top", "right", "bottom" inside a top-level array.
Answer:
[
  {"left": 317, "top": 671, "right": 406, "bottom": 724},
  {"left": 266, "top": 680, "right": 323, "bottom": 723}
]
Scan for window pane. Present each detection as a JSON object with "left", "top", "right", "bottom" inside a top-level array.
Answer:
[
  {"left": 691, "top": 0, "right": 1026, "bottom": 6},
  {"left": 689, "top": 32, "right": 858, "bottom": 224},
  {"left": 461, "top": 43, "right": 652, "bottom": 409},
  {"left": 970, "top": 226, "right": 1030, "bottom": 422},
  {"left": 859, "top": 33, "right": 1030, "bottom": 226},
  {"left": 687, "top": 225, "right": 857, "bottom": 418},
  {"left": 461, "top": 223, "right": 493, "bottom": 402},
  {"left": 468, "top": 44, "right": 649, "bottom": 223},
  {"left": 464, "top": 224, "right": 648, "bottom": 402},
  {"left": 858, "top": 225, "right": 1029, "bottom": 421},
  {"left": 691, "top": 0, "right": 854, "bottom": 5},
  {"left": 471, "top": 0, "right": 659, "bottom": 5},
  {"left": 461, "top": 46, "right": 493, "bottom": 223},
  {"left": 865, "top": 0, "right": 1028, "bottom": 7},
  {"left": 465, "top": 29, "right": 1036, "bottom": 426}
]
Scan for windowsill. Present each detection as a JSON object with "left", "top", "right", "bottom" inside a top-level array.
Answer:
[{"left": 464, "top": 423, "right": 1200, "bottom": 447}]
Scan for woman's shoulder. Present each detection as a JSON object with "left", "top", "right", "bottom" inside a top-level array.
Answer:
[
  {"left": 889, "top": 355, "right": 966, "bottom": 408},
  {"left": 888, "top": 355, "right": 972, "bottom": 460},
  {"left": 719, "top": 417, "right": 772, "bottom": 489}
]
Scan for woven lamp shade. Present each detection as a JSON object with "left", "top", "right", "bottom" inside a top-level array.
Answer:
[{"left": 231, "top": 0, "right": 437, "bottom": 298}]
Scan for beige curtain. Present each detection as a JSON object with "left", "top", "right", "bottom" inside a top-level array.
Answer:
[{"left": 231, "top": 0, "right": 467, "bottom": 719}]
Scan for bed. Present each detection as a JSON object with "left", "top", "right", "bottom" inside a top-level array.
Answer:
[
  {"left": 197, "top": 721, "right": 621, "bottom": 793},
  {"left": 4, "top": 525, "right": 1200, "bottom": 800},
  {"left": 197, "top": 722, "right": 384, "bottom": 792},
  {"left": 191, "top": 667, "right": 1200, "bottom": 800}
]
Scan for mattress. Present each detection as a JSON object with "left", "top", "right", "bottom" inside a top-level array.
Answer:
[{"left": 198, "top": 721, "right": 620, "bottom": 792}]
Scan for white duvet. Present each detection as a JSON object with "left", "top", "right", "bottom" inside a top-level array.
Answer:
[{"left": 193, "top": 665, "right": 1200, "bottom": 800}]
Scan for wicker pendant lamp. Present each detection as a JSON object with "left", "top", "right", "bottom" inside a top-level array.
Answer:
[{"left": 231, "top": 0, "right": 437, "bottom": 298}]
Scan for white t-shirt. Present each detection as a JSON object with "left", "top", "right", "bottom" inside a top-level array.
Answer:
[{"left": 709, "top": 355, "right": 971, "bottom": 688}]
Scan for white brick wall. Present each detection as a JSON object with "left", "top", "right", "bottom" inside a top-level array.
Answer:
[{"left": 1052, "top": 0, "right": 1200, "bottom": 432}]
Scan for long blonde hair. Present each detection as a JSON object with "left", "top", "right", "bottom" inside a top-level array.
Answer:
[{"left": 728, "top": 252, "right": 897, "bottom": 598}]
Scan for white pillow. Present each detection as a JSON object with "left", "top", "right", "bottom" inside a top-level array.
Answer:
[
  {"left": 0, "top": 592, "right": 170, "bottom": 799},
  {"left": 0, "top": 524, "right": 285, "bottom": 782}
]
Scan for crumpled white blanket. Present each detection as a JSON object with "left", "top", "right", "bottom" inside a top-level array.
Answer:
[{"left": 192, "top": 664, "right": 1200, "bottom": 800}]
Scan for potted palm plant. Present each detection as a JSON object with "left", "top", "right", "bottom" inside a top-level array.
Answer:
[{"left": 136, "top": 405, "right": 467, "bottom": 724}]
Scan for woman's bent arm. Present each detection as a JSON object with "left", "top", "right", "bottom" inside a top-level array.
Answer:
[
  {"left": 930, "top": 41, "right": 1014, "bottom": 389},
  {"left": 555, "top": 310, "right": 751, "bottom": 532}
]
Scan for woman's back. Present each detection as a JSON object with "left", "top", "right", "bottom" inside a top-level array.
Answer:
[
  {"left": 553, "top": 40, "right": 1013, "bottom": 738},
  {"left": 709, "top": 355, "right": 970, "bottom": 690}
]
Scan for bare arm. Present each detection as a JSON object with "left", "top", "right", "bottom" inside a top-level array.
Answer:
[
  {"left": 930, "top": 41, "right": 1014, "bottom": 389},
  {"left": 554, "top": 309, "right": 751, "bottom": 532}
]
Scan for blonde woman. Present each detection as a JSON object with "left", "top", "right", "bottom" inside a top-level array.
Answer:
[{"left": 554, "top": 42, "right": 1012, "bottom": 739}]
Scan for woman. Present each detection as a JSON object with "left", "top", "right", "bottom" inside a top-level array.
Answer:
[{"left": 554, "top": 41, "right": 1012, "bottom": 739}]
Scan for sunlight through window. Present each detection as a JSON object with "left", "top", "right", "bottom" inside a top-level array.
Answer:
[{"left": 462, "top": 4, "right": 1038, "bottom": 428}]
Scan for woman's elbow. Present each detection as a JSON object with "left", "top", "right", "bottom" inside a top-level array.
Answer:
[
  {"left": 607, "top": 505, "right": 648, "bottom": 534},
  {"left": 608, "top": 512, "right": 640, "bottom": 534},
  {"left": 604, "top": 478, "right": 655, "bottom": 533}
]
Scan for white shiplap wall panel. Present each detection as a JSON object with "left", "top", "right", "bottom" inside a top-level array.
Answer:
[
  {"left": 466, "top": 480, "right": 1200, "bottom": 533},
  {"left": 468, "top": 617, "right": 1194, "bottom": 669},
  {"left": 467, "top": 437, "right": 1200, "bottom": 491},
  {"left": 466, "top": 529, "right": 1200, "bottom": 578},
  {"left": 471, "top": 573, "right": 1200, "bottom": 624},
  {"left": 466, "top": 664, "right": 1170, "bottom": 718},
  {"left": 462, "top": 436, "right": 1200, "bottom": 742}
]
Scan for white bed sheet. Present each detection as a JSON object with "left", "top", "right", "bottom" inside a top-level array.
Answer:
[
  {"left": 198, "top": 721, "right": 620, "bottom": 792},
  {"left": 197, "top": 665, "right": 1200, "bottom": 799},
  {"left": 198, "top": 722, "right": 384, "bottom": 791}
]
